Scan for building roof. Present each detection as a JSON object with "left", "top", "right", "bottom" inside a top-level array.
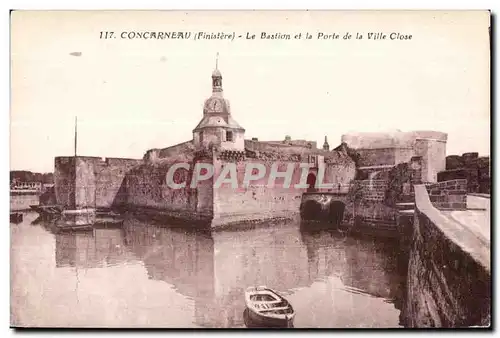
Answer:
[
  {"left": 341, "top": 130, "right": 447, "bottom": 149},
  {"left": 193, "top": 115, "right": 245, "bottom": 132}
]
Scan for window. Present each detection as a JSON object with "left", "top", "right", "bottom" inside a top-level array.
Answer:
[
  {"left": 199, "top": 132, "right": 204, "bottom": 143},
  {"left": 226, "top": 131, "right": 234, "bottom": 142}
]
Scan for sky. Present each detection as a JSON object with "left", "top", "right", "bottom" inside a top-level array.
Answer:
[{"left": 10, "top": 10, "right": 491, "bottom": 173}]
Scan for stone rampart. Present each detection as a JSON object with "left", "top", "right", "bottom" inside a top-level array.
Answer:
[{"left": 403, "top": 185, "right": 490, "bottom": 327}]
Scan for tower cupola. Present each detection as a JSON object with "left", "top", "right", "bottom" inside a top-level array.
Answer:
[{"left": 192, "top": 54, "right": 245, "bottom": 151}]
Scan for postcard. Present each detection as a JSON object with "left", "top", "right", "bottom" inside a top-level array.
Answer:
[{"left": 10, "top": 10, "right": 491, "bottom": 328}]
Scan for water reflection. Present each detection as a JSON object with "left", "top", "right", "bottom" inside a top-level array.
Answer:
[
  {"left": 55, "top": 227, "right": 135, "bottom": 269},
  {"left": 15, "top": 213, "right": 405, "bottom": 328},
  {"left": 301, "top": 231, "right": 394, "bottom": 297}
]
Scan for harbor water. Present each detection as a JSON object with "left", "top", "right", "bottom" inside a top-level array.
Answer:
[{"left": 11, "top": 212, "right": 407, "bottom": 328}]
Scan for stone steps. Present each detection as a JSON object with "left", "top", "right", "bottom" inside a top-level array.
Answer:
[
  {"left": 395, "top": 202, "right": 415, "bottom": 211},
  {"left": 400, "top": 194, "right": 416, "bottom": 203}
]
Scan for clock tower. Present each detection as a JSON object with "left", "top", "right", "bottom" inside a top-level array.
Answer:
[{"left": 193, "top": 56, "right": 245, "bottom": 151}]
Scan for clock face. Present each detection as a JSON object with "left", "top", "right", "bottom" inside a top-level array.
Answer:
[{"left": 211, "top": 99, "right": 222, "bottom": 112}]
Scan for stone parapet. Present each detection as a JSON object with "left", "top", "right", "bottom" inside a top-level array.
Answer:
[
  {"left": 403, "top": 185, "right": 490, "bottom": 327},
  {"left": 425, "top": 179, "right": 467, "bottom": 210}
]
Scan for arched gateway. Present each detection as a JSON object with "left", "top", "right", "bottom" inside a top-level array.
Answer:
[{"left": 299, "top": 192, "right": 348, "bottom": 224}]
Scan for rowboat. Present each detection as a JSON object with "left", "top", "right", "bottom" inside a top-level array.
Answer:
[
  {"left": 53, "top": 208, "right": 97, "bottom": 228},
  {"left": 244, "top": 286, "right": 295, "bottom": 328}
]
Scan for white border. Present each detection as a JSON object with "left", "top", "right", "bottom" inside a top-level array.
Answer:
[{"left": 3, "top": 1, "right": 497, "bottom": 337}]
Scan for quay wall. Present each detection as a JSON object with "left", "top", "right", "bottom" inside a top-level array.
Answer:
[
  {"left": 53, "top": 148, "right": 356, "bottom": 228},
  {"left": 299, "top": 156, "right": 461, "bottom": 230},
  {"left": 212, "top": 158, "right": 305, "bottom": 226},
  {"left": 94, "top": 158, "right": 143, "bottom": 208},
  {"left": 54, "top": 157, "right": 76, "bottom": 208},
  {"left": 403, "top": 185, "right": 490, "bottom": 327},
  {"left": 124, "top": 158, "right": 214, "bottom": 225},
  {"left": 74, "top": 157, "right": 97, "bottom": 209},
  {"left": 54, "top": 157, "right": 142, "bottom": 209},
  {"left": 212, "top": 154, "right": 356, "bottom": 227}
]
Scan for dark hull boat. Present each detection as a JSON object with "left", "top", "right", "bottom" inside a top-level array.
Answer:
[
  {"left": 244, "top": 286, "right": 295, "bottom": 328},
  {"left": 10, "top": 212, "right": 23, "bottom": 223},
  {"left": 30, "top": 205, "right": 63, "bottom": 219}
]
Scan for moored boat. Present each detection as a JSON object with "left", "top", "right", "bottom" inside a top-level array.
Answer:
[
  {"left": 244, "top": 286, "right": 295, "bottom": 328},
  {"left": 30, "top": 205, "right": 63, "bottom": 219},
  {"left": 59, "top": 208, "right": 97, "bottom": 227},
  {"left": 10, "top": 212, "right": 23, "bottom": 223}
]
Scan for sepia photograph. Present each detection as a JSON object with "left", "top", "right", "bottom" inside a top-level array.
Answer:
[{"left": 9, "top": 10, "right": 491, "bottom": 329}]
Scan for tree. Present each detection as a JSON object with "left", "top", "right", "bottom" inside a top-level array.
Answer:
[{"left": 10, "top": 171, "right": 54, "bottom": 184}]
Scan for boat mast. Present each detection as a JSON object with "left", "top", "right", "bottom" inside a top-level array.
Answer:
[
  {"left": 74, "top": 116, "right": 78, "bottom": 157},
  {"left": 72, "top": 116, "right": 78, "bottom": 210}
]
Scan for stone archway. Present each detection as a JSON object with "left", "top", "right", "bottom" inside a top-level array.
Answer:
[
  {"left": 328, "top": 201, "right": 346, "bottom": 226},
  {"left": 300, "top": 200, "right": 322, "bottom": 221},
  {"left": 306, "top": 173, "right": 317, "bottom": 193}
]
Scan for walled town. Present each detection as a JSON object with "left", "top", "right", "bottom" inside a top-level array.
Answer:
[{"left": 11, "top": 65, "right": 491, "bottom": 328}]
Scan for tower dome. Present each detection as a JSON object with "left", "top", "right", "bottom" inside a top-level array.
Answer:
[
  {"left": 192, "top": 57, "right": 245, "bottom": 151},
  {"left": 201, "top": 54, "right": 230, "bottom": 115},
  {"left": 212, "top": 68, "right": 222, "bottom": 77},
  {"left": 196, "top": 65, "right": 243, "bottom": 130}
]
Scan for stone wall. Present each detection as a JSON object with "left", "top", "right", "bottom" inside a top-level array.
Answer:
[
  {"left": 212, "top": 151, "right": 356, "bottom": 227},
  {"left": 384, "top": 156, "right": 423, "bottom": 205},
  {"left": 125, "top": 162, "right": 197, "bottom": 216},
  {"left": 74, "top": 157, "right": 97, "bottom": 209},
  {"left": 342, "top": 131, "right": 447, "bottom": 183},
  {"left": 158, "top": 141, "right": 195, "bottom": 159},
  {"left": 415, "top": 138, "right": 446, "bottom": 183},
  {"left": 55, "top": 156, "right": 102, "bottom": 209},
  {"left": 212, "top": 159, "right": 311, "bottom": 226},
  {"left": 346, "top": 201, "right": 397, "bottom": 226},
  {"left": 424, "top": 179, "right": 467, "bottom": 210},
  {"left": 438, "top": 153, "right": 490, "bottom": 194},
  {"left": 343, "top": 180, "right": 397, "bottom": 225},
  {"left": 341, "top": 156, "right": 424, "bottom": 226},
  {"left": 404, "top": 185, "right": 490, "bottom": 327},
  {"left": 353, "top": 179, "right": 388, "bottom": 202},
  {"left": 54, "top": 156, "right": 142, "bottom": 210},
  {"left": 54, "top": 157, "right": 76, "bottom": 208},
  {"left": 437, "top": 169, "right": 468, "bottom": 183},
  {"left": 94, "top": 158, "right": 142, "bottom": 209},
  {"left": 124, "top": 152, "right": 216, "bottom": 225},
  {"left": 53, "top": 145, "right": 356, "bottom": 227},
  {"left": 244, "top": 139, "right": 316, "bottom": 154},
  {"left": 355, "top": 148, "right": 396, "bottom": 167}
]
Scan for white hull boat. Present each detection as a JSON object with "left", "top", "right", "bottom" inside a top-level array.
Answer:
[
  {"left": 59, "top": 208, "right": 96, "bottom": 227},
  {"left": 244, "top": 286, "right": 295, "bottom": 328}
]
